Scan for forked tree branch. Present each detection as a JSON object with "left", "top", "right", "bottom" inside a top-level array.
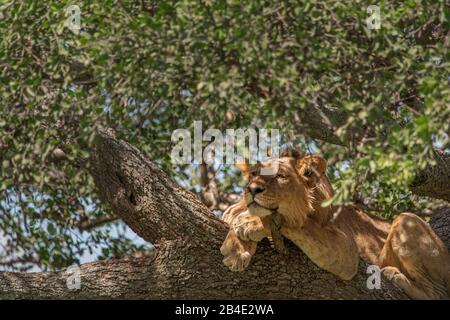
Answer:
[{"left": 1, "top": 129, "right": 449, "bottom": 299}]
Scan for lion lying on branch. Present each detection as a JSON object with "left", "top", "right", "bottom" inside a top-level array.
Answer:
[{"left": 220, "top": 149, "right": 450, "bottom": 299}]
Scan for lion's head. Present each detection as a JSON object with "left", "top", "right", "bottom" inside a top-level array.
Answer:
[{"left": 237, "top": 149, "right": 335, "bottom": 228}]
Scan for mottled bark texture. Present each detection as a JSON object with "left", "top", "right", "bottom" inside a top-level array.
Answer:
[
  {"left": 0, "top": 129, "right": 448, "bottom": 299},
  {"left": 430, "top": 207, "right": 450, "bottom": 250},
  {"left": 410, "top": 150, "right": 450, "bottom": 202}
]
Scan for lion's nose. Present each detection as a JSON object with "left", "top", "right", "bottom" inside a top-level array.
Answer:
[{"left": 248, "top": 185, "right": 265, "bottom": 197}]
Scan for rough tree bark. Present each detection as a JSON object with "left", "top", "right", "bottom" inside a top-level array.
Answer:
[
  {"left": 410, "top": 150, "right": 450, "bottom": 203},
  {"left": 0, "top": 129, "right": 448, "bottom": 299}
]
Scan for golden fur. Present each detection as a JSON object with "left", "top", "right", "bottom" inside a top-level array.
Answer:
[{"left": 220, "top": 150, "right": 450, "bottom": 299}]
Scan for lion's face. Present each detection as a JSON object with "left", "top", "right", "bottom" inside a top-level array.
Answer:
[{"left": 239, "top": 152, "right": 334, "bottom": 227}]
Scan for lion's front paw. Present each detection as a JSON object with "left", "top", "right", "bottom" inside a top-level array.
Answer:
[
  {"left": 220, "top": 230, "right": 257, "bottom": 272},
  {"left": 222, "top": 251, "right": 252, "bottom": 272},
  {"left": 233, "top": 213, "right": 268, "bottom": 242},
  {"left": 381, "top": 266, "right": 402, "bottom": 281},
  {"left": 381, "top": 266, "right": 418, "bottom": 296}
]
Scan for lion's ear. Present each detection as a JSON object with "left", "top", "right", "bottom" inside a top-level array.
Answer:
[
  {"left": 296, "top": 155, "right": 327, "bottom": 178},
  {"left": 236, "top": 157, "right": 250, "bottom": 176}
]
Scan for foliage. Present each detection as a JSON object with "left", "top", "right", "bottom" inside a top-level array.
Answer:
[{"left": 0, "top": 0, "right": 449, "bottom": 270}]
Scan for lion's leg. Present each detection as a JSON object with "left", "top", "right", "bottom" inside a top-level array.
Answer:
[
  {"left": 379, "top": 212, "right": 450, "bottom": 299},
  {"left": 381, "top": 266, "right": 437, "bottom": 299},
  {"left": 220, "top": 205, "right": 272, "bottom": 272},
  {"left": 232, "top": 211, "right": 272, "bottom": 242},
  {"left": 282, "top": 218, "right": 359, "bottom": 280},
  {"left": 222, "top": 201, "right": 247, "bottom": 225},
  {"left": 220, "top": 228, "right": 257, "bottom": 272}
]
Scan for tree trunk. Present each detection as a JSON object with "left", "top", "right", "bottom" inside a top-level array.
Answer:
[{"left": 0, "top": 128, "right": 448, "bottom": 299}]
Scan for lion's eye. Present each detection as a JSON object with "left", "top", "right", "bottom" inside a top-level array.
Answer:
[
  {"left": 303, "top": 170, "right": 312, "bottom": 177},
  {"left": 276, "top": 174, "right": 287, "bottom": 179}
]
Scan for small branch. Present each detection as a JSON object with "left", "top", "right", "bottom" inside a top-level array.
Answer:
[
  {"left": 199, "top": 163, "right": 220, "bottom": 209},
  {"left": 76, "top": 215, "right": 119, "bottom": 231},
  {"left": 0, "top": 128, "right": 438, "bottom": 299},
  {"left": 0, "top": 257, "right": 40, "bottom": 267},
  {"left": 31, "top": 210, "right": 118, "bottom": 231}
]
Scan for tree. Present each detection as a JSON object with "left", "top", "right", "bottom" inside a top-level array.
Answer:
[
  {"left": 0, "top": 129, "right": 449, "bottom": 299},
  {"left": 0, "top": 128, "right": 445, "bottom": 299},
  {"left": 0, "top": 0, "right": 449, "bottom": 299}
]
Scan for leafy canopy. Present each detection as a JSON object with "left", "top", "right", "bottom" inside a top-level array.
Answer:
[{"left": 0, "top": 0, "right": 449, "bottom": 270}]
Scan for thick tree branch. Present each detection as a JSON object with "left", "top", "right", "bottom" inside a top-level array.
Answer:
[
  {"left": 1, "top": 130, "right": 448, "bottom": 299},
  {"left": 88, "top": 128, "right": 225, "bottom": 246},
  {"left": 0, "top": 238, "right": 410, "bottom": 300},
  {"left": 295, "top": 105, "right": 348, "bottom": 146},
  {"left": 429, "top": 207, "right": 450, "bottom": 249},
  {"left": 410, "top": 150, "right": 450, "bottom": 203}
]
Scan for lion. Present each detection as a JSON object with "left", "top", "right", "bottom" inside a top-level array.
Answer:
[{"left": 220, "top": 149, "right": 450, "bottom": 299}]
